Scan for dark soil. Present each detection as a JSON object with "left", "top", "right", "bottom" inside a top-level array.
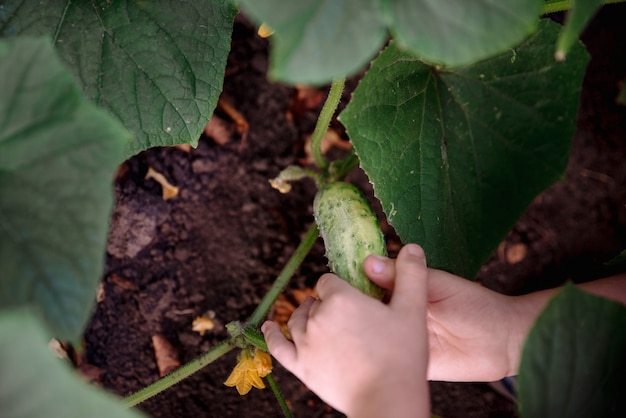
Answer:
[{"left": 83, "top": 6, "right": 626, "bottom": 418}]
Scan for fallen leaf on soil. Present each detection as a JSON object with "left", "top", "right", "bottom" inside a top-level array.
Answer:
[
  {"left": 145, "top": 167, "right": 179, "bottom": 200},
  {"left": 269, "top": 288, "right": 317, "bottom": 338},
  {"left": 77, "top": 363, "right": 104, "bottom": 385},
  {"left": 291, "top": 288, "right": 317, "bottom": 305},
  {"left": 192, "top": 316, "right": 216, "bottom": 335},
  {"left": 108, "top": 273, "right": 139, "bottom": 290},
  {"left": 269, "top": 294, "right": 296, "bottom": 330},
  {"left": 287, "top": 85, "right": 326, "bottom": 121},
  {"left": 217, "top": 97, "right": 249, "bottom": 150},
  {"left": 204, "top": 115, "right": 235, "bottom": 145},
  {"left": 300, "top": 128, "right": 351, "bottom": 166},
  {"left": 151, "top": 334, "right": 181, "bottom": 377},
  {"left": 173, "top": 144, "right": 192, "bottom": 153},
  {"left": 115, "top": 161, "right": 130, "bottom": 182},
  {"left": 96, "top": 282, "right": 105, "bottom": 303}
]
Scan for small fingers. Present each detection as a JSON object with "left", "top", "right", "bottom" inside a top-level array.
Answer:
[
  {"left": 315, "top": 273, "right": 358, "bottom": 302},
  {"left": 287, "top": 296, "right": 316, "bottom": 338},
  {"left": 261, "top": 320, "right": 297, "bottom": 371},
  {"left": 390, "top": 244, "right": 429, "bottom": 314},
  {"left": 363, "top": 254, "right": 396, "bottom": 289}
]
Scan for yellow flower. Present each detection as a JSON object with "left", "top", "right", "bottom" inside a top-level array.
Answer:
[
  {"left": 224, "top": 349, "right": 272, "bottom": 395},
  {"left": 253, "top": 349, "right": 272, "bottom": 378}
]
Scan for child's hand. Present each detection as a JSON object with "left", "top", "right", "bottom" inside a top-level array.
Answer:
[
  {"left": 364, "top": 255, "right": 518, "bottom": 381},
  {"left": 262, "top": 244, "right": 431, "bottom": 418}
]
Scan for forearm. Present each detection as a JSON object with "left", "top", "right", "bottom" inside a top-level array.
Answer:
[{"left": 507, "top": 273, "right": 626, "bottom": 376}]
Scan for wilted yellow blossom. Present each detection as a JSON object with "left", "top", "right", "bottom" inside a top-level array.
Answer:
[
  {"left": 257, "top": 23, "right": 275, "bottom": 38},
  {"left": 224, "top": 349, "right": 272, "bottom": 395}
]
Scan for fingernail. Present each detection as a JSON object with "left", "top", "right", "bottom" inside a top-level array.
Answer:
[
  {"left": 406, "top": 244, "right": 425, "bottom": 260},
  {"left": 261, "top": 321, "right": 269, "bottom": 334},
  {"left": 369, "top": 255, "right": 386, "bottom": 273}
]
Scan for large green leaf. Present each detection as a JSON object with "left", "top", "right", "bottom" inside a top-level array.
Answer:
[
  {"left": 384, "top": 0, "right": 543, "bottom": 67},
  {"left": 237, "top": 0, "right": 388, "bottom": 85},
  {"left": 340, "top": 20, "right": 588, "bottom": 279},
  {"left": 0, "top": 308, "right": 147, "bottom": 418},
  {"left": 518, "top": 284, "right": 626, "bottom": 418},
  {"left": 237, "top": 0, "right": 542, "bottom": 84},
  {"left": 0, "top": 0, "right": 236, "bottom": 157},
  {"left": 0, "top": 37, "right": 129, "bottom": 340}
]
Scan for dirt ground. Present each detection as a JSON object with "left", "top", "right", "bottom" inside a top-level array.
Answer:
[{"left": 82, "top": 6, "right": 626, "bottom": 418}]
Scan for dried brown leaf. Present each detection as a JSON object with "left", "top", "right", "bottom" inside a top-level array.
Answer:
[
  {"left": 300, "top": 128, "right": 351, "bottom": 165},
  {"left": 77, "top": 363, "right": 104, "bottom": 384},
  {"left": 96, "top": 282, "right": 105, "bottom": 303},
  {"left": 108, "top": 273, "right": 139, "bottom": 290},
  {"left": 151, "top": 334, "right": 181, "bottom": 377},
  {"left": 173, "top": 144, "right": 192, "bottom": 153},
  {"left": 204, "top": 115, "right": 234, "bottom": 145},
  {"left": 287, "top": 85, "right": 325, "bottom": 121},
  {"left": 291, "top": 288, "right": 317, "bottom": 305},
  {"left": 218, "top": 97, "right": 249, "bottom": 150}
]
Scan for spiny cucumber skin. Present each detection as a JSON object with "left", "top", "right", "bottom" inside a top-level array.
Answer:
[{"left": 313, "top": 182, "right": 386, "bottom": 299}]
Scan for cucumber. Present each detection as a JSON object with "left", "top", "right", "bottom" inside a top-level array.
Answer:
[{"left": 313, "top": 181, "right": 386, "bottom": 299}]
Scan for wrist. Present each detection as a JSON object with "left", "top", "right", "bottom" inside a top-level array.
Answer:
[
  {"left": 346, "top": 379, "right": 430, "bottom": 418},
  {"left": 506, "top": 289, "right": 558, "bottom": 376}
]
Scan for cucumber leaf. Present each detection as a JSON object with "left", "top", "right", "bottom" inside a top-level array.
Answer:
[
  {"left": 237, "top": 0, "right": 387, "bottom": 85},
  {"left": 0, "top": 308, "right": 147, "bottom": 418},
  {"left": 518, "top": 284, "right": 626, "bottom": 418},
  {"left": 384, "top": 0, "right": 543, "bottom": 67},
  {"left": 0, "top": 0, "right": 236, "bottom": 157},
  {"left": 341, "top": 20, "right": 588, "bottom": 279},
  {"left": 0, "top": 37, "right": 129, "bottom": 340},
  {"left": 237, "top": 0, "right": 542, "bottom": 84}
]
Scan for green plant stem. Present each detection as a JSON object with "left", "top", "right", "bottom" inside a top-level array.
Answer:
[
  {"left": 542, "top": 0, "right": 623, "bottom": 14},
  {"left": 266, "top": 373, "right": 293, "bottom": 418},
  {"left": 310, "top": 78, "right": 345, "bottom": 170},
  {"left": 122, "top": 223, "right": 319, "bottom": 407},
  {"left": 329, "top": 149, "right": 359, "bottom": 181},
  {"left": 123, "top": 338, "right": 236, "bottom": 407},
  {"left": 248, "top": 222, "right": 319, "bottom": 328}
]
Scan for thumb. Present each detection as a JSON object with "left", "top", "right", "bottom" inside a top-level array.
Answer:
[
  {"left": 389, "top": 244, "right": 429, "bottom": 314},
  {"left": 363, "top": 254, "right": 396, "bottom": 289}
]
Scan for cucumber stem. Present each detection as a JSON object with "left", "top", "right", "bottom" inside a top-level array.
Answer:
[
  {"left": 123, "top": 338, "right": 236, "bottom": 407},
  {"left": 310, "top": 78, "right": 345, "bottom": 170},
  {"left": 542, "top": 0, "right": 623, "bottom": 14},
  {"left": 266, "top": 373, "right": 293, "bottom": 418},
  {"left": 248, "top": 222, "right": 319, "bottom": 328}
]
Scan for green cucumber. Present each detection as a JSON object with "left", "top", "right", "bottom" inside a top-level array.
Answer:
[{"left": 313, "top": 181, "right": 386, "bottom": 299}]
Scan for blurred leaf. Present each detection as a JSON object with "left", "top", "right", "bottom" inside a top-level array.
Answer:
[
  {"left": 0, "top": 0, "right": 237, "bottom": 157},
  {"left": 518, "top": 284, "right": 626, "bottom": 418},
  {"left": 238, "top": 0, "right": 543, "bottom": 84},
  {"left": 385, "top": 0, "right": 543, "bottom": 67},
  {"left": 237, "top": 0, "right": 387, "bottom": 85},
  {"left": 340, "top": 20, "right": 588, "bottom": 279},
  {"left": 0, "top": 308, "right": 147, "bottom": 418},
  {"left": 555, "top": 0, "right": 603, "bottom": 60},
  {"left": 0, "top": 37, "right": 129, "bottom": 340}
]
